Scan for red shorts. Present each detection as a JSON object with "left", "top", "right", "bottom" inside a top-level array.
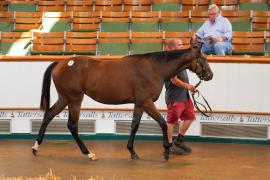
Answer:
[{"left": 166, "top": 99, "right": 196, "bottom": 125}]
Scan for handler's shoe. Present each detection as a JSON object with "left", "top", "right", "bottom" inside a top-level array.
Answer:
[
  {"left": 174, "top": 141, "right": 192, "bottom": 153},
  {"left": 169, "top": 144, "right": 184, "bottom": 155}
]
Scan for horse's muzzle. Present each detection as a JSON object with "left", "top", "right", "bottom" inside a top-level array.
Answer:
[{"left": 199, "top": 72, "right": 213, "bottom": 81}]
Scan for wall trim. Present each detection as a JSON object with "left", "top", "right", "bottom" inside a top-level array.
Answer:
[
  {"left": 0, "top": 108, "right": 270, "bottom": 115},
  {"left": 1, "top": 55, "right": 270, "bottom": 64},
  {"left": 1, "top": 133, "right": 269, "bottom": 145}
]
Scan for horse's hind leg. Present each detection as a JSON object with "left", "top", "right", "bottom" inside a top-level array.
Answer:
[
  {"left": 67, "top": 101, "right": 98, "bottom": 161},
  {"left": 127, "top": 105, "right": 143, "bottom": 160},
  {"left": 142, "top": 100, "right": 170, "bottom": 161},
  {"left": 32, "top": 98, "right": 67, "bottom": 155}
]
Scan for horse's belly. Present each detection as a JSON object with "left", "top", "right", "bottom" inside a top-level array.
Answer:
[{"left": 85, "top": 89, "right": 134, "bottom": 105}]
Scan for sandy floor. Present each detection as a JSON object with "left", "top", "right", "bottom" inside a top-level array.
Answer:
[{"left": 0, "top": 139, "right": 269, "bottom": 180}]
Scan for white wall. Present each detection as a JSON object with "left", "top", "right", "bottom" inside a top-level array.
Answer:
[{"left": 0, "top": 62, "right": 269, "bottom": 113}]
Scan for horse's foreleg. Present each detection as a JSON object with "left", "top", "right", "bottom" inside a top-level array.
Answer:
[
  {"left": 127, "top": 105, "right": 143, "bottom": 160},
  {"left": 142, "top": 101, "right": 170, "bottom": 161},
  {"left": 67, "top": 103, "right": 98, "bottom": 161},
  {"left": 32, "top": 99, "right": 67, "bottom": 156}
]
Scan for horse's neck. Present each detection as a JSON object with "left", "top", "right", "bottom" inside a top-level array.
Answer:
[{"left": 161, "top": 50, "right": 191, "bottom": 79}]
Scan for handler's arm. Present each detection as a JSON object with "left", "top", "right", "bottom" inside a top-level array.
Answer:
[{"left": 171, "top": 75, "right": 196, "bottom": 93}]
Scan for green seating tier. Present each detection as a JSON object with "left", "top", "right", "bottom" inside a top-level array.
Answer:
[
  {"left": 1, "top": 0, "right": 270, "bottom": 12},
  {"left": 2, "top": 0, "right": 270, "bottom": 56},
  {"left": 1, "top": 31, "right": 270, "bottom": 56}
]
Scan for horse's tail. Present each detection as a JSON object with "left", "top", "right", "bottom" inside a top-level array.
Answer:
[{"left": 40, "top": 62, "right": 58, "bottom": 111}]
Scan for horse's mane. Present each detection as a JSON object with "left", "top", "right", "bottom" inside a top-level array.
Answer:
[{"left": 127, "top": 48, "right": 190, "bottom": 62}]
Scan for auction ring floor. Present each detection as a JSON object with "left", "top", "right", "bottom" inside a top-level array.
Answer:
[{"left": 0, "top": 139, "right": 269, "bottom": 179}]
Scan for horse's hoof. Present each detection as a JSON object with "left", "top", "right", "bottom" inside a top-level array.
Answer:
[
  {"left": 163, "top": 151, "right": 169, "bottom": 161},
  {"left": 131, "top": 154, "right": 139, "bottom": 160},
  {"left": 89, "top": 156, "right": 99, "bottom": 161},
  {"left": 32, "top": 148, "right": 37, "bottom": 156},
  {"left": 88, "top": 153, "right": 98, "bottom": 161},
  {"left": 32, "top": 141, "right": 39, "bottom": 156}
]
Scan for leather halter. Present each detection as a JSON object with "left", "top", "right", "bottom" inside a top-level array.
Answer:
[
  {"left": 193, "top": 55, "right": 210, "bottom": 80},
  {"left": 191, "top": 80, "right": 212, "bottom": 117}
]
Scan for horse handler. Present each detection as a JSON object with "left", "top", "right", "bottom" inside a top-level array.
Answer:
[{"left": 165, "top": 38, "right": 197, "bottom": 155}]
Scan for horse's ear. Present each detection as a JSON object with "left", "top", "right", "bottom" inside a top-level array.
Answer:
[
  {"left": 190, "top": 36, "right": 203, "bottom": 49},
  {"left": 201, "top": 48, "right": 207, "bottom": 57},
  {"left": 190, "top": 37, "right": 194, "bottom": 47}
]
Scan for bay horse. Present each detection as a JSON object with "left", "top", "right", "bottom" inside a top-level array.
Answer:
[{"left": 32, "top": 40, "right": 213, "bottom": 161}]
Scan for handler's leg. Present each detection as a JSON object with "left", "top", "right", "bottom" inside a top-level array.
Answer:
[
  {"left": 174, "top": 99, "right": 195, "bottom": 153},
  {"left": 166, "top": 102, "right": 184, "bottom": 155},
  {"left": 175, "top": 120, "right": 193, "bottom": 153}
]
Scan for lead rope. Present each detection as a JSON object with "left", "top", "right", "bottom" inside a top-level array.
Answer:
[{"left": 191, "top": 80, "right": 212, "bottom": 117}]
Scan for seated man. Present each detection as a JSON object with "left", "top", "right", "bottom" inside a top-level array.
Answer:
[{"left": 196, "top": 4, "right": 232, "bottom": 56}]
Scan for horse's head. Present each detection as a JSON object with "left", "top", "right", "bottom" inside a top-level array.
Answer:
[{"left": 188, "top": 38, "right": 213, "bottom": 81}]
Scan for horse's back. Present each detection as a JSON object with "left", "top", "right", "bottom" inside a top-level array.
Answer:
[
  {"left": 52, "top": 55, "right": 164, "bottom": 104},
  {"left": 53, "top": 56, "right": 137, "bottom": 82},
  {"left": 52, "top": 56, "right": 137, "bottom": 103}
]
